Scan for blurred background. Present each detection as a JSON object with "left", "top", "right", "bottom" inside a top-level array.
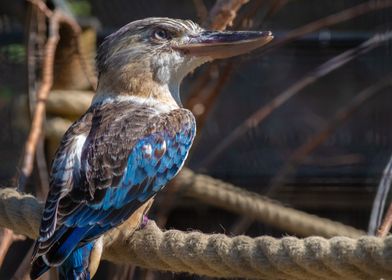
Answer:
[{"left": 0, "top": 0, "right": 391, "bottom": 279}]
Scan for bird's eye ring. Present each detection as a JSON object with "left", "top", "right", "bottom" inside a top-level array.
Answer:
[{"left": 153, "top": 28, "right": 171, "bottom": 40}]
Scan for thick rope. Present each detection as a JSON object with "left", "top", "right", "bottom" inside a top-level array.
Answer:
[
  {"left": 46, "top": 90, "right": 95, "bottom": 118},
  {"left": 0, "top": 188, "right": 391, "bottom": 280},
  {"left": 175, "top": 168, "right": 365, "bottom": 238}
]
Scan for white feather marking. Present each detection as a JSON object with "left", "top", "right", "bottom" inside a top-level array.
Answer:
[
  {"left": 74, "top": 135, "right": 86, "bottom": 160},
  {"left": 142, "top": 144, "right": 153, "bottom": 158},
  {"left": 92, "top": 95, "right": 176, "bottom": 112},
  {"left": 42, "top": 255, "right": 51, "bottom": 266},
  {"left": 57, "top": 134, "right": 86, "bottom": 199}
]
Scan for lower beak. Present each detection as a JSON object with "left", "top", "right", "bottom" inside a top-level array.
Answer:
[{"left": 176, "top": 30, "right": 273, "bottom": 59}]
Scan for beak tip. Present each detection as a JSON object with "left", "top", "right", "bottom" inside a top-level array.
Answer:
[{"left": 264, "top": 31, "right": 273, "bottom": 39}]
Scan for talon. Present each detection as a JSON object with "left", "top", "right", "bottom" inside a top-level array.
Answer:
[{"left": 140, "top": 215, "right": 149, "bottom": 229}]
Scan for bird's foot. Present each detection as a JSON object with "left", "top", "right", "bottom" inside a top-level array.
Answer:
[{"left": 140, "top": 215, "right": 149, "bottom": 229}]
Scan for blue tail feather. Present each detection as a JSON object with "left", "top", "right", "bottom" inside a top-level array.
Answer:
[
  {"left": 58, "top": 242, "right": 94, "bottom": 280},
  {"left": 46, "top": 226, "right": 91, "bottom": 265},
  {"left": 31, "top": 226, "right": 93, "bottom": 280}
]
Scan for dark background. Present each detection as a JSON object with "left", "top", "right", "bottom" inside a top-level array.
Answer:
[{"left": 0, "top": 0, "right": 391, "bottom": 279}]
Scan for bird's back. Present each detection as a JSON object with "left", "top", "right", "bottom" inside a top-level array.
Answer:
[{"left": 31, "top": 97, "right": 196, "bottom": 279}]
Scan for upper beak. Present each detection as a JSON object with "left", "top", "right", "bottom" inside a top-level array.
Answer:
[{"left": 175, "top": 30, "right": 273, "bottom": 59}]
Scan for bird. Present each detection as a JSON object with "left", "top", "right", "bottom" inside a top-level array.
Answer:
[{"left": 30, "top": 17, "right": 272, "bottom": 280}]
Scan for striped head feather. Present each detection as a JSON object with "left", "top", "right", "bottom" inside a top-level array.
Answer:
[
  {"left": 94, "top": 17, "right": 272, "bottom": 107},
  {"left": 95, "top": 17, "right": 207, "bottom": 107}
]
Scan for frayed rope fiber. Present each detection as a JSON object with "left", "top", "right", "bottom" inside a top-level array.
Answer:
[{"left": 1, "top": 188, "right": 392, "bottom": 279}]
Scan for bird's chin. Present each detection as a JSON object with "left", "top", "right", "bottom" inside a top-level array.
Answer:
[{"left": 175, "top": 30, "right": 273, "bottom": 59}]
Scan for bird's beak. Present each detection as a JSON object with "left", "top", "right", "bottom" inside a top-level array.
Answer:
[{"left": 176, "top": 30, "right": 273, "bottom": 59}]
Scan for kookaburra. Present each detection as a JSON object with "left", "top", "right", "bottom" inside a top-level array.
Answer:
[{"left": 31, "top": 17, "right": 272, "bottom": 279}]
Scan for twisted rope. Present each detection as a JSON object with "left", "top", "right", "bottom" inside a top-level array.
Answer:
[
  {"left": 174, "top": 168, "right": 365, "bottom": 238},
  {"left": 0, "top": 188, "right": 391, "bottom": 280}
]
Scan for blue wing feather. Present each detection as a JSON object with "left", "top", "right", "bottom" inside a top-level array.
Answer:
[
  {"left": 46, "top": 125, "right": 194, "bottom": 263},
  {"left": 32, "top": 105, "right": 196, "bottom": 279},
  {"left": 58, "top": 242, "right": 94, "bottom": 280}
]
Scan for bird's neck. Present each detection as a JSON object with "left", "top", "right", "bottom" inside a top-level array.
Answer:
[{"left": 95, "top": 62, "right": 181, "bottom": 108}]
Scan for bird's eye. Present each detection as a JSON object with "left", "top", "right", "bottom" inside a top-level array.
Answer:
[{"left": 153, "top": 28, "right": 171, "bottom": 40}]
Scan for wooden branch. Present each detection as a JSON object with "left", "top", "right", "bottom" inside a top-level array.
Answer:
[
  {"left": 18, "top": 7, "right": 81, "bottom": 191},
  {"left": 0, "top": 228, "right": 14, "bottom": 266},
  {"left": 207, "top": 0, "right": 250, "bottom": 30},
  {"left": 377, "top": 202, "right": 392, "bottom": 237},
  {"left": 27, "top": 0, "right": 53, "bottom": 18},
  {"left": 0, "top": 228, "right": 25, "bottom": 266}
]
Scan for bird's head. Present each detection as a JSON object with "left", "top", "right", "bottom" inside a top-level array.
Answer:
[{"left": 95, "top": 17, "right": 273, "bottom": 106}]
